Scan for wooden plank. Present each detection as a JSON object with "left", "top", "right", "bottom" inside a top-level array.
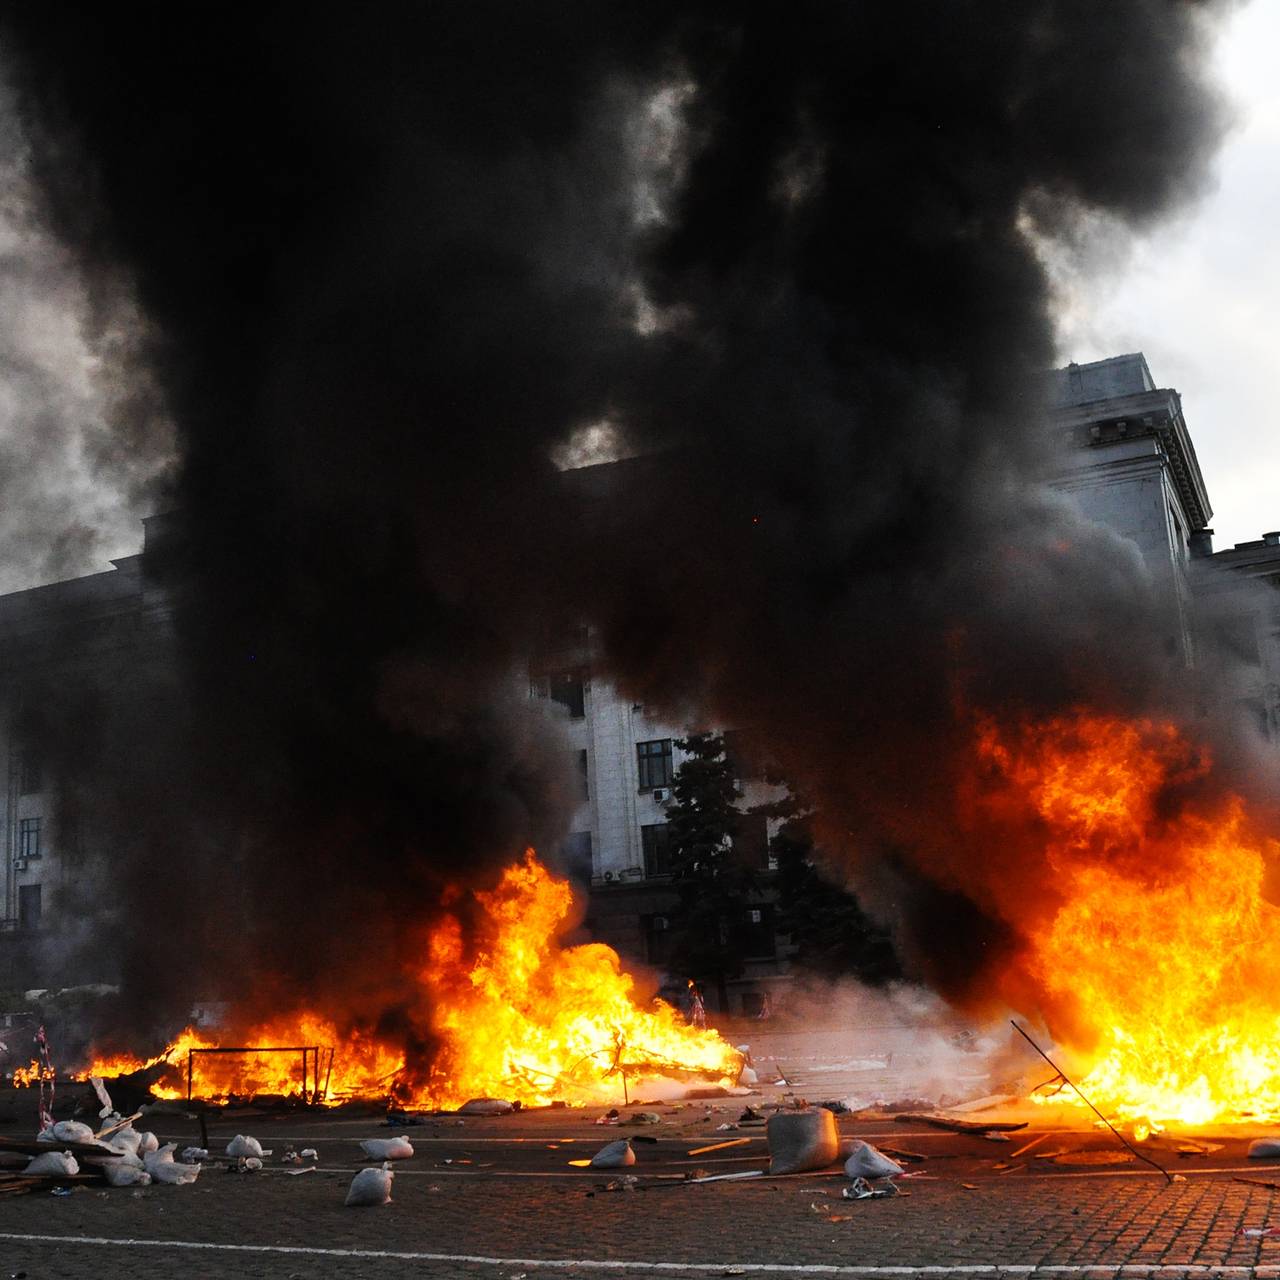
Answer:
[
  {"left": 893, "top": 1113, "right": 1028, "bottom": 1134},
  {"left": 687, "top": 1138, "right": 752, "bottom": 1156}
]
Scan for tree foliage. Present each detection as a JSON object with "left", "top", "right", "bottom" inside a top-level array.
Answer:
[{"left": 664, "top": 731, "right": 757, "bottom": 1010}]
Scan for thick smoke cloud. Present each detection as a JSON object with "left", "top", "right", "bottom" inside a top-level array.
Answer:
[{"left": 0, "top": 2, "right": 1240, "bottom": 1045}]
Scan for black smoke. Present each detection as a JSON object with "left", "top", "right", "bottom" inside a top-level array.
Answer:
[{"left": 0, "top": 1, "right": 1243, "bottom": 1042}]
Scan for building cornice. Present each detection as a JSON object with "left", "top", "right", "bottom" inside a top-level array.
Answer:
[{"left": 1051, "top": 388, "right": 1212, "bottom": 531}]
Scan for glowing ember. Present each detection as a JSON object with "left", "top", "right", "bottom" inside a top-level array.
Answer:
[
  {"left": 83, "top": 850, "right": 740, "bottom": 1107},
  {"left": 977, "top": 711, "right": 1280, "bottom": 1126}
]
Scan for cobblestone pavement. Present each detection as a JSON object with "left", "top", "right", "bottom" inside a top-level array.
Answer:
[{"left": 6, "top": 1104, "right": 1280, "bottom": 1279}]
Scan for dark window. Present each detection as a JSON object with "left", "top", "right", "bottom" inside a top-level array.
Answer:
[
  {"left": 18, "top": 817, "right": 41, "bottom": 861},
  {"left": 561, "top": 830, "right": 593, "bottom": 882},
  {"left": 641, "top": 822, "right": 672, "bottom": 877},
  {"left": 18, "top": 884, "right": 40, "bottom": 930},
  {"left": 530, "top": 669, "right": 586, "bottom": 718},
  {"left": 644, "top": 913, "right": 673, "bottom": 966},
  {"left": 735, "top": 904, "right": 776, "bottom": 959},
  {"left": 732, "top": 813, "right": 770, "bottom": 870},
  {"left": 549, "top": 672, "right": 586, "bottom": 718},
  {"left": 740, "top": 991, "right": 766, "bottom": 1017},
  {"left": 18, "top": 750, "right": 41, "bottom": 795},
  {"left": 576, "top": 749, "right": 589, "bottom": 802},
  {"left": 636, "top": 739, "right": 673, "bottom": 790}
]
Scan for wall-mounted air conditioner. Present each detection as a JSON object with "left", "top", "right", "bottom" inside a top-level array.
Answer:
[
  {"left": 603, "top": 870, "right": 615, "bottom": 882},
  {"left": 652, "top": 787, "right": 671, "bottom": 803}
]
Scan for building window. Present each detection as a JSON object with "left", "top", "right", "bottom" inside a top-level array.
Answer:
[
  {"left": 576, "top": 749, "right": 589, "bottom": 802},
  {"left": 18, "top": 749, "right": 42, "bottom": 796},
  {"left": 735, "top": 904, "right": 776, "bottom": 959},
  {"left": 644, "top": 913, "right": 673, "bottom": 966},
  {"left": 18, "top": 817, "right": 41, "bottom": 861},
  {"left": 636, "top": 739, "right": 673, "bottom": 790},
  {"left": 641, "top": 822, "right": 673, "bottom": 877},
  {"left": 529, "top": 670, "right": 586, "bottom": 718},
  {"left": 561, "top": 830, "right": 593, "bottom": 883},
  {"left": 18, "top": 884, "right": 40, "bottom": 930}
]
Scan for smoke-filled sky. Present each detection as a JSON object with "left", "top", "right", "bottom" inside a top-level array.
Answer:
[{"left": 0, "top": 1, "right": 1268, "bottom": 1044}]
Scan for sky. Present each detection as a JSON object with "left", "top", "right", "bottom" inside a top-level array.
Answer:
[
  {"left": 1055, "top": 0, "right": 1280, "bottom": 550},
  {"left": 0, "top": 1, "right": 1274, "bottom": 587}
]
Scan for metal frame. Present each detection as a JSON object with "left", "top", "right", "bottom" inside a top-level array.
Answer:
[{"left": 186, "top": 1045, "right": 335, "bottom": 1105}]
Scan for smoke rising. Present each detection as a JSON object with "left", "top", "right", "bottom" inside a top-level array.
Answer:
[{"left": 0, "top": 2, "right": 1249, "bottom": 1048}]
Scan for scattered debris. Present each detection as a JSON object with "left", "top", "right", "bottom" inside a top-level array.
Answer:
[
  {"left": 894, "top": 1114, "right": 1027, "bottom": 1135},
  {"left": 1051, "top": 1151, "right": 1133, "bottom": 1166},
  {"left": 181, "top": 1147, "right": 209, "bottom": 1163},
  {"left": 1236, "top": 1177, "right": 1280, "bottom": 1191},
  {"left": 843, "top": 1177, "right": 900, "bottom": 1200},
  {"left": 300, "top": 1148, "right": 318, "bottom": 1160},
  {"left": 689, "top": 1170, "right": 764, "bottom": 1183},
  {"left": 359, "top": 1136, "right": 414, "bottom": 1160},
  {"left": 628, "top": 1112, "right": 661, "bottom": 1125},
  {"left": 1009, "top": 1134, "right": 1052, "bottom": 1159},
  {"left": 767, "top": 1108, "right": 839, "bottom": 1175},
  {"left": 879, "top": 1147, "right": 926, "bottom": 1164},
  {"left": 1242, "top": 1227, "right": 1280, "bottom": 1238},
  {"left": 345, "top": 1163, "right": 394, "bottom": 1207}
]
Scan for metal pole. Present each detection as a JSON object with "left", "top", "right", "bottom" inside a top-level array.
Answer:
[{"left": 187, "top": 1050, "right": 194, "bottom": 1103}]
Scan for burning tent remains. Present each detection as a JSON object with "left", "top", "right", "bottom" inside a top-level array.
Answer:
[{"left": 0, "top": 0, "right": 1272, "bottom": 1127}]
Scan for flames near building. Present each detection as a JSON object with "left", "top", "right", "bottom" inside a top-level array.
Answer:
[{"left": 0, "top": 353, "right": 1277, "bottom": 1118}]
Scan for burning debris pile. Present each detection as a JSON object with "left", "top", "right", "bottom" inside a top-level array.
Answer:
[{"left": 80, "top": 852, "right": 740, "bottom": 1109}]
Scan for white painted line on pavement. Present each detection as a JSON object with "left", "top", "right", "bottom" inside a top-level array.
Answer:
[{"left": 0, "top": 1236, "right": 1278, "bottom": 1276}]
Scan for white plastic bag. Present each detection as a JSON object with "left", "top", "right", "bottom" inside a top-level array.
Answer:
[
  {"left": 136, "top": 1131, "right": 159, "bottom": 1155},
  {"left": 843, "top": 1139, "right": 904, "bottom": 1180},
  {"left": 226, "top": 1134, "right": 266, "bottom": 1158},
  {"left": 144, "top": 1142, "right": 176, "bottom": 1172},
  {"left": 25, "top": 1151, "right": 79, "bottom": 1177},
  {"left": 181, "top": 1146, "right": 209, "bottom": 1163},
  {"left": 345, "top": 1163, "right": 394, "bottom": 1207},
  {"left": 359, "top": 1136, "right": 414, "bottom": 1160},
  {"left": 589, "top": 1139, "right": 635, "bottom": 1169}
]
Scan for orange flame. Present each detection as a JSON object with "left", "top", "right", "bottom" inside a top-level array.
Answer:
[
  {"left": 83, "top": 850, "right": 739, "bottom": 1107},
  {"left": 977, "top": 711, "right": 1280, "bottom": 1125}
]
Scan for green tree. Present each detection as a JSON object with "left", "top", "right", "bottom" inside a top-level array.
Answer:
[
  {"left": 767, "top": 799, "right": 901, "bottom": 984},
  {"left": 665, "top": 731, "right": 757, "bottom": 1013}
]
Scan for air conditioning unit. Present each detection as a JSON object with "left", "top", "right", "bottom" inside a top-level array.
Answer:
[
  {"left": 652, "top": 915, "right": 669, "bottom": 932},
  {"left": 748, "top": 908, "right": 763, "bottom": 924},
  {"left": 652, "top": 787, "right": 671, "bottom": 803},
  {"left": 11, "top": 860, "right": 25, "bottom": 872},
  {"left": 603, "top": 870, "right": 615, "bottom": 882}
]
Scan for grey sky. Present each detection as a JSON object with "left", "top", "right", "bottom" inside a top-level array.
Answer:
[{"left": 1055, "top": 0, "right": 1279, "bottom": 550}]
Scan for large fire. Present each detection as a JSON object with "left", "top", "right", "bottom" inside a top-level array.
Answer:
[
  {"left": 79, "top": 850, "right": 740, "bottom": 1108},
  {"left": 975, "top": 710, "right": 1280, "bottom": 1126}
]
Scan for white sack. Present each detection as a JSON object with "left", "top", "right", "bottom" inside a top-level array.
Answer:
[
  {"left": 457, "top": 1098, "right": 514, "bottom": 1115},
  {"left": 101, "top": 1161, "right": 152, "bottom": 1187},
  {"left": 226, "top": 1134, "right": 265, "bottom": 1158},
  {"left": 843, "top": 1139, "right": 904, "bottom": 1180},
  {"left": 144, "top": 1143, "right": 176, "bottom": 1173},
  {"left": 136, "top": 1131, "right": 159, "bottom": 1155},
  {"left": 359, "top": 1136, "right": 414, "bottom": 1160},
  {"left": 590, "top": 1139, "right": 636, "bottom": 1169},
  {"left": 345, "top": 1163, "right": 394, "bottom": 1207},
  {"left": 150, "top": 1160, "right": 200, "bottom": 1185},
  {"left": 1249, "top": 1139, "right": 1280, "bottom": 1158},
  {"left": 25, "top": 1151, "right": 79, "bottom": 1177},
  {"left": 38, "top": 1120, "right": 95, "bottom": 1145}
]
